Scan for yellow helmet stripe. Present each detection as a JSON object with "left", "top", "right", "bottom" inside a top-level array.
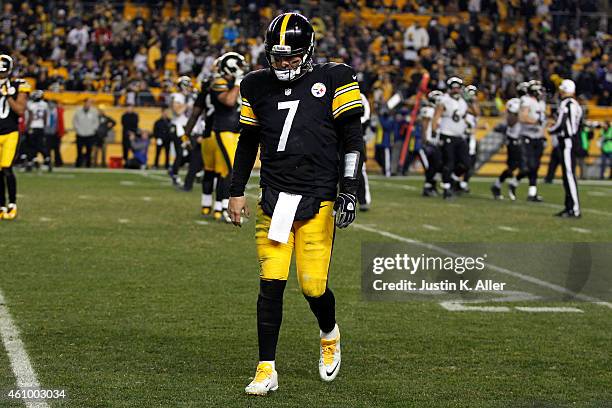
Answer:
[{"left": 279, "top": 13, "right": 292, "bottom": 46}]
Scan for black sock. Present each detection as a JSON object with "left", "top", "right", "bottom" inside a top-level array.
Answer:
[
  {"left": 257, "top": 279, "right": 286, "bottom": 361},
  {"left": 4, "top": 167, "right": 15, "bottom": 204},
  {"left": 202, "top": 171, "right": 215, "bottom": 195},
  {"left": 0, "top": 170, "right": 5, "bottom": 207},
  {"left": 305, "top": 288, "right": 336, "bottom": 334},
  {"left": 214, "top": 173, "right": 224, "bottom": 203}
]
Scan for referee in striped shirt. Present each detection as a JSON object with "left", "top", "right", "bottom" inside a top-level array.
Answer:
[{"left": 548, "top": 80, "right": 584, "bottom": 218}]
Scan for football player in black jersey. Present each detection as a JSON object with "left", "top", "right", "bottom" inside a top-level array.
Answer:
[
  {"left": 228, "top": 13, "right": 364, "bottom": 395},
  {"left": 184, "top": 73, "right": 219, "bottom": 215},
  {"left": 0, "top": 54, "right": 30, "bottom": 220},
  {"left": 205, "top": 52, "right": 246, "bottom": 222}
]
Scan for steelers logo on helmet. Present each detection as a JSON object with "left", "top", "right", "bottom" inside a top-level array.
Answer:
[
  {"left": 265, "top": 13, "right": 315, "bottom": 82},
  {"left": 218, "top": 52, "right": 247, "bottom": 80},
  {"left": 0, "top": 54, "right": 13, "bottom": 76}
]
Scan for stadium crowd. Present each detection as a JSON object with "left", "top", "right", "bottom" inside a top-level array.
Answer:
[{"left": 0, "top": 0, "right": 609, "bottom": 108}]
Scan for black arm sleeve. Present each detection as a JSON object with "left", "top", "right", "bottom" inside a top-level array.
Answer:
[
  {"left": 336, "top": 113, "right": 364, "bottom": 195},
  {"left": 229, "top": 126, "right": 261, "bottom": 197}
]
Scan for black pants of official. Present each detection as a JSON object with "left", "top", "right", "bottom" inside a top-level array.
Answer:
[
  {"left": 558, "top": 138, "right": 580, "bottom": 214},
  {"left": 441, "top": 135, "right": 470, "bottom": 185},
  {"left": 76, "top": 135, "right": 95, "bottom": 168},
  {"left": 154, "top": 138, "right": 171, "bottom": 169},
  {"left": 419, "top": 143, "right": 442, "bottom": 185},
  {"left": 47, "top": 133, "right": 63, "bottom": 167},
  {"left": 183, "top": 142, "right": 203, "bottom": 191},
  {"left": 499, "top": 139, "right": 522, "bottom": 182},
  {"left": 122, "top": 134, "right": 131, "bottom": 163},
  {"left": 171, "top": 138, "right": 189, "bottom": 177},
  {"left": 357, "top": 163, "right": 371, "bottom": 207},
  {"left": 516, "top": 136, "right": 544, "bottom": 186},
  {"left": 26, "top": 129, "right": 51, "bottom": 166},
  {"left": 545, "top": 145, "right": 561, "bottom": 182},
  {"left": 374, "top": 146, "right": 391, "bottom": 176}
]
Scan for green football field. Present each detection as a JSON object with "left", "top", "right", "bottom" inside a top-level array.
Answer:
[{"left": 0, "top": 169, "right": 611, "bottom": 407}]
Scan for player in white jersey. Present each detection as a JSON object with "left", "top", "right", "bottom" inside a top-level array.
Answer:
[
  {"left": 548, "top": 80, "right": 583, "bottom": 217},
  {"left": 432, "top": 77, "right": 470, "bottom": 199},
  {"left": 453, "top": 84, "right": 480, "bottom": 193},
  {"left": 25, "top": 90, "right": 51, "bottom": 172},
  {"left": 491, "top": 83, "right": 527, "bottom": 200},
  {"left": 419, "top": 90, "right": 443, "bottom": 196},
  {"left": 169, "top": 76, "right": 196, "bottom": 185},
  {"left": 514, "top": 80, "right": 546, "bottom": 201},
  {"left": 357, "top": 92, "right": 372, "bottom": 210}
]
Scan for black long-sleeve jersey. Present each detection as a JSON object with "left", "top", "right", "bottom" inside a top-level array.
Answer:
[{"left": 231, "top": 62, "right": 364, "bottom": 200}]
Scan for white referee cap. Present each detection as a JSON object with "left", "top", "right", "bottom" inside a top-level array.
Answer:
[{"left": 559, "top": 79, "right": 576, "bottom": 94}]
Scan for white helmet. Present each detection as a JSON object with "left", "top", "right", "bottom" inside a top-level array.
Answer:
[{"left": 559, "top": 79, "right": 576, "bottom": 95}]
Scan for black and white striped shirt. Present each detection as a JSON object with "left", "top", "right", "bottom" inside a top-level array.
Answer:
[{"left": 548, "top": 97, "right": 583, "bottom": 139}]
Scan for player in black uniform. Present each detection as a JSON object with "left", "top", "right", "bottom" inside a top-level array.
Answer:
[
  {"left": 207, "top": 52, "right": 245, "bottom": 221},
  {"left": 0, "top": 54, "right": 30, "bottom": 220},
  {"left": 184, "top": 74, "right": 218, "bottom": 214},
  {"left": 228, "top": 13, "right": 364, "bottom": 395}
]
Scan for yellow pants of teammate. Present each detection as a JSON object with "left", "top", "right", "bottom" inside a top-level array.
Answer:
[
  {"left": 202, "top": 131, "right": 239, "bottom": 177},
  {"left": 0, "top": 131, "right": 19, "bottom": 167},
  {"left": 255, "top": 201, "right": 335, "bottom": 298}
]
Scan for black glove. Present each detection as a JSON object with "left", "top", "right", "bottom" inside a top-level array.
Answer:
[{"left": 334, "top": 192, "right": 357, "bottom": 228}]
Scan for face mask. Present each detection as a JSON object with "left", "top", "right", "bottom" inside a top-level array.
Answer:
[{"left": 273, "top": 65, "right": 301, "bottom": 82}]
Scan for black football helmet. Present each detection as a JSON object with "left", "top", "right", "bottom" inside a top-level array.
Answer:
[
  {"left": 31, "top": 90, "right": 44, "bottom": 101},
  {"left": 464, "top": 85, "right": 477, "bottom": 101},
  {"left": 217, "top": 52, "right": 246, "bottom": 80},
  {"left": 527, "top": 80, "right": 543, "bottom": 98},
  {"left": 0, "top": 54, "right": 13, "bottom": 76},
  {"left": 517, "top": 81, "right": 529, "bottom": 97},
  {"left": 427, "top": 90, "right": 443, "bottom": 105},
  {"left": 264, "top": 12, "right": 315, "bottom": 82},
  {"left": 176, "top": 75, "right": 193, "bottom": 93}
]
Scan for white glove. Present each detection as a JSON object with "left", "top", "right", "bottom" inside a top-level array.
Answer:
[{"left": 234, "top": 70, "right": 244, "bottom": 87}]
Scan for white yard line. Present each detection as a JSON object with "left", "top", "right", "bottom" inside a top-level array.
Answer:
[
  {"left": 571, "top": 227, "right": 591, "bottom": 234},
  {"left": 0, "top": 289, "right": 49, "bottom": 408},
  {"left": 353, "top": 223, "right": 612, "bottom": 310},
  {"left": 515, "top": 306, "right": 583, "bottom": 313},
  {"left": 422, "top": 224, "right": 440, "bottom": 231},
  {"left": 118, "top": 218, "right": 130, "bottom": 224},
  {"left": 498, "top": 225, "right": 518, "bottom": 232},
  {"left": 194, "top": 220, "right": 209, "bottom": 226}
]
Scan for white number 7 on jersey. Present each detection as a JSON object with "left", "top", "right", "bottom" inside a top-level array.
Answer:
[{"left": 277, "top": 100, "right": 300, "bottom": 152}]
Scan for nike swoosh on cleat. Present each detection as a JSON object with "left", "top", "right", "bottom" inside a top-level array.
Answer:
[{"left": 326, "top": 362, "right": 339, "bottom": 377}]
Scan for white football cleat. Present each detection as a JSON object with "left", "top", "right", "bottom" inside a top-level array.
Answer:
[
  {"left": 319, "top": 325, "right": 341, "bottom": 382},
  {"left": 245, "top": 362, "right": 278, "bottom": 396}
]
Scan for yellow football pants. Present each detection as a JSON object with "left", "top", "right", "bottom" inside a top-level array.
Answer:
[
  {"left": 255, "top": 201, "right": 335, "bottom": 298},
  {"left": 204, "top": 131, "right": 238, "bottom": 177},
  {"left": 202, "top": 134, "right": 217, "bottom": 173},
  {"left": 0, "top": 131, "right": 19, "bottom": 167}
]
